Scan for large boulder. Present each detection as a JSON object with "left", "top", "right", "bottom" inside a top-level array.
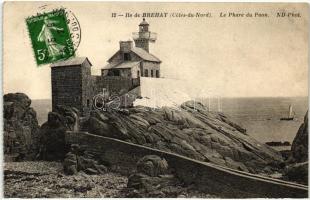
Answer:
[
  {"left": 63, "top": 144, "right": 107, "bottom": 175},
  {"left": 126, "top": 155, "right": 213, "bottom": 198},
  {"left": 39, "top": 106, "right": 79, "bottom": 161},
  {"left": 4, "top": 93, "right": 31, "bottom": 109},
  {"left": 136, "top": 155, "right": 168, "bottom": 177},
  {"left": 86, "top": 100, "right": 283, "bottom": 174},
  {"left": 127, "top": 155, "right": 181, "bottom": 197},
  {"left": 291, "top": 111, "right": 308, "bottom": 163},
  {"left": 3, "top": 93, "right": 40, "bottom": 161}
]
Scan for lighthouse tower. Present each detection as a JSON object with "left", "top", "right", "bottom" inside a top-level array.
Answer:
[{"left": 132, "top": 18, "right": 157, "bottom": 52}]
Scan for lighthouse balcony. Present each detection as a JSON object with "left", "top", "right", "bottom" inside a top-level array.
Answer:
[{"left": 133, "top": 32, "right": 157, "bottom": 42}]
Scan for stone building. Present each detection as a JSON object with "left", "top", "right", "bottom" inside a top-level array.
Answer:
[
  {"left": 51, "top": 19, "right": 161, "bottom": 116},
  {"left": 51, "top": 57, "right": 93, "bottom": 116},
  {"left": 102, "top": 18, "right": 161, "bottom": 78}
]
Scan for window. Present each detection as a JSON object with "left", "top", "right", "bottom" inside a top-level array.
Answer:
[
  {"left": 156, "top": 70, "right": 160, "bottom": 78},
  {"left": 124, "top": 53, "right": 131, "bottom": 61},
  {"left": 108, "top": 69, "right": 120, "bottom": 76},
  {"left": 137, "top": 70, "right": 140, "bottom": 77},
  {"left": 151, "top": 70, "right": 154, "bottom": 77},
  {"left": 87, "top": 99, "right": 90, "bottom": 107},
  {"left": 144, "top": 69, "right": 148, "bottom": 77},
  {"left": 115, "top": 70, "right": 120, "bottom": 76}
]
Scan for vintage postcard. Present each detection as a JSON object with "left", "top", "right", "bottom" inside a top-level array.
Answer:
[{"left": 2, "top": 1, "right": 309, "bottom": 198}]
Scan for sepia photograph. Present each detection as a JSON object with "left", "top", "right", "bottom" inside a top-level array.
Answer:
[{"left": 2, "top": 1, "right": 309, "bottom": 198}]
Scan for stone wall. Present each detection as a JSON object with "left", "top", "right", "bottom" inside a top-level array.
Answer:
[
  {"left": 131, "top": 64, "right": 141, "bottom": 79},
  {"left": 119, "top": 41, "right": 133, "bottom": 52},
  {"left": 95, "top": 76, "right": 140, "bottom": 96},
  {"left": 119, "top": 86, "right": 141, "bottom": 107},
  {"left": 81, "top": 61, "right": 93, "bottom": 116},
  {"left": 135, "top": 39, "right": 149, "bottom": 52},
  {"left": 142, "top": 61, "right": 160, "bottom": 78},
  {"left": 65, "top": 131, "right": 308, "bottom": 198}
]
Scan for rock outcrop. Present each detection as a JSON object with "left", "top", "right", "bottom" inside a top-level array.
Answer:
[
  {"left": 4, "top": 93, "right": 40, "bottom": 161},
  {"left": 135, "top": 155, "right": 168, "bottom": 177},
  {"left": 63, "top": 144, "right": 108, "bottom": 175},
  {"left": 284, "top": 111, "right": 308, "bottom": 185},
  {"left": 84, "top": 101, "right": 283, "bottom": 173},
  {"left": 127, "top": 155, "right": 173, "bottom": 194},
  {"left": 39, "top": 106, "right": 79, "bottom": 161},
  {"left": 126, "top": 155, "right": 208, "bottom": 198},
  {"left": 291, "top": 111, "right": 308, "bottom": 163},
  {"left": 284, "top": 162, "right": 308, "bottom": 185}
]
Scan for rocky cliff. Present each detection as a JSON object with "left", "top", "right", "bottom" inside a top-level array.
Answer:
[
  {"left": 291, "top": 111, "right": 308, "bottom": 163},
  {"left": 284, "top": 111, "right": 308, "bottom": 185},
  {"left": 4, "top": 93, "right": 40, "bottom": 160},
  {"left": 83, "top": 101, "right": 283, "bottom": 174}
]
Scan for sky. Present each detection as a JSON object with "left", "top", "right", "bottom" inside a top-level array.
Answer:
[{"left": 3, "top": 2, "right": 308, "bottom": 99}]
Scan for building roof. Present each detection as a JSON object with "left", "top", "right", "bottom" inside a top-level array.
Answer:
[
  {"left": 51, "top": 57, "right": 92, "bottom": 67},
  {"left": 103, "top": 61, "right": 141, "bottom": 70},
  {"left": 131, "top": 47, "right": 161, "bottom": 62},
  {"left": 139, "top": 18, "right": 149, "bottom": 26},
  {"left": 107, "top": 47, "right": 161, "bottom": 63}
]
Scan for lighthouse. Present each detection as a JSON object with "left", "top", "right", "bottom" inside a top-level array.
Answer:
[{"left": 132, "top": 18, "right": 157, "bottom": 52}]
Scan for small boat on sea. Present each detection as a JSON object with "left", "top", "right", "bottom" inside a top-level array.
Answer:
[{"left": 280, "top": 105, "right": 295, "bottom": 121}]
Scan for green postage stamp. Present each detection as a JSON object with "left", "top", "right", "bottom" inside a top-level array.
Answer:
[{"left": 26, "top": 9, "right": 75, "bottom": 65}]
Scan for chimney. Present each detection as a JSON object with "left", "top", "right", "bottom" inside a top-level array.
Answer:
[{"left": 119, "top": 41, "right": 133, "bottom": 53}]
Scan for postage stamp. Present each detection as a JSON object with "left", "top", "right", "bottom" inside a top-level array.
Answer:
[
  {"left": 38, "top": 5, "right": 81, "bottom": 51},
  {"left": 26, "top": 9, "right": 75, "bottom": 65}
]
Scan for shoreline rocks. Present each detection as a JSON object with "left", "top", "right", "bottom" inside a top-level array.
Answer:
[
  {"left": 284, "top": 162, "right": 308, "bottom": 185},
  {"left": 4, "top": 93, "right": 286, "bottom": 176},
  {"left": 63, "top": 144, "right": 108, "bottom": 175},
  {"left": 83, "top": 100, "right": 283, "bottom": 174},
  {"left": 284, "top": 111, "right": 308, "bottom": 185},
  {"left": 290, "top": 111, "right": 308, "bottom": 163},
  {"left": 4, "top": 93, "right": 40, "bottom": 161},
  {"left": 126, "top": 155, "right": 216, "bottom": 198}
]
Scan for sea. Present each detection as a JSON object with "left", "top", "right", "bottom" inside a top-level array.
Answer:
[{"left": 32, "top": 97, "right": 308, "bottom": 144}]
